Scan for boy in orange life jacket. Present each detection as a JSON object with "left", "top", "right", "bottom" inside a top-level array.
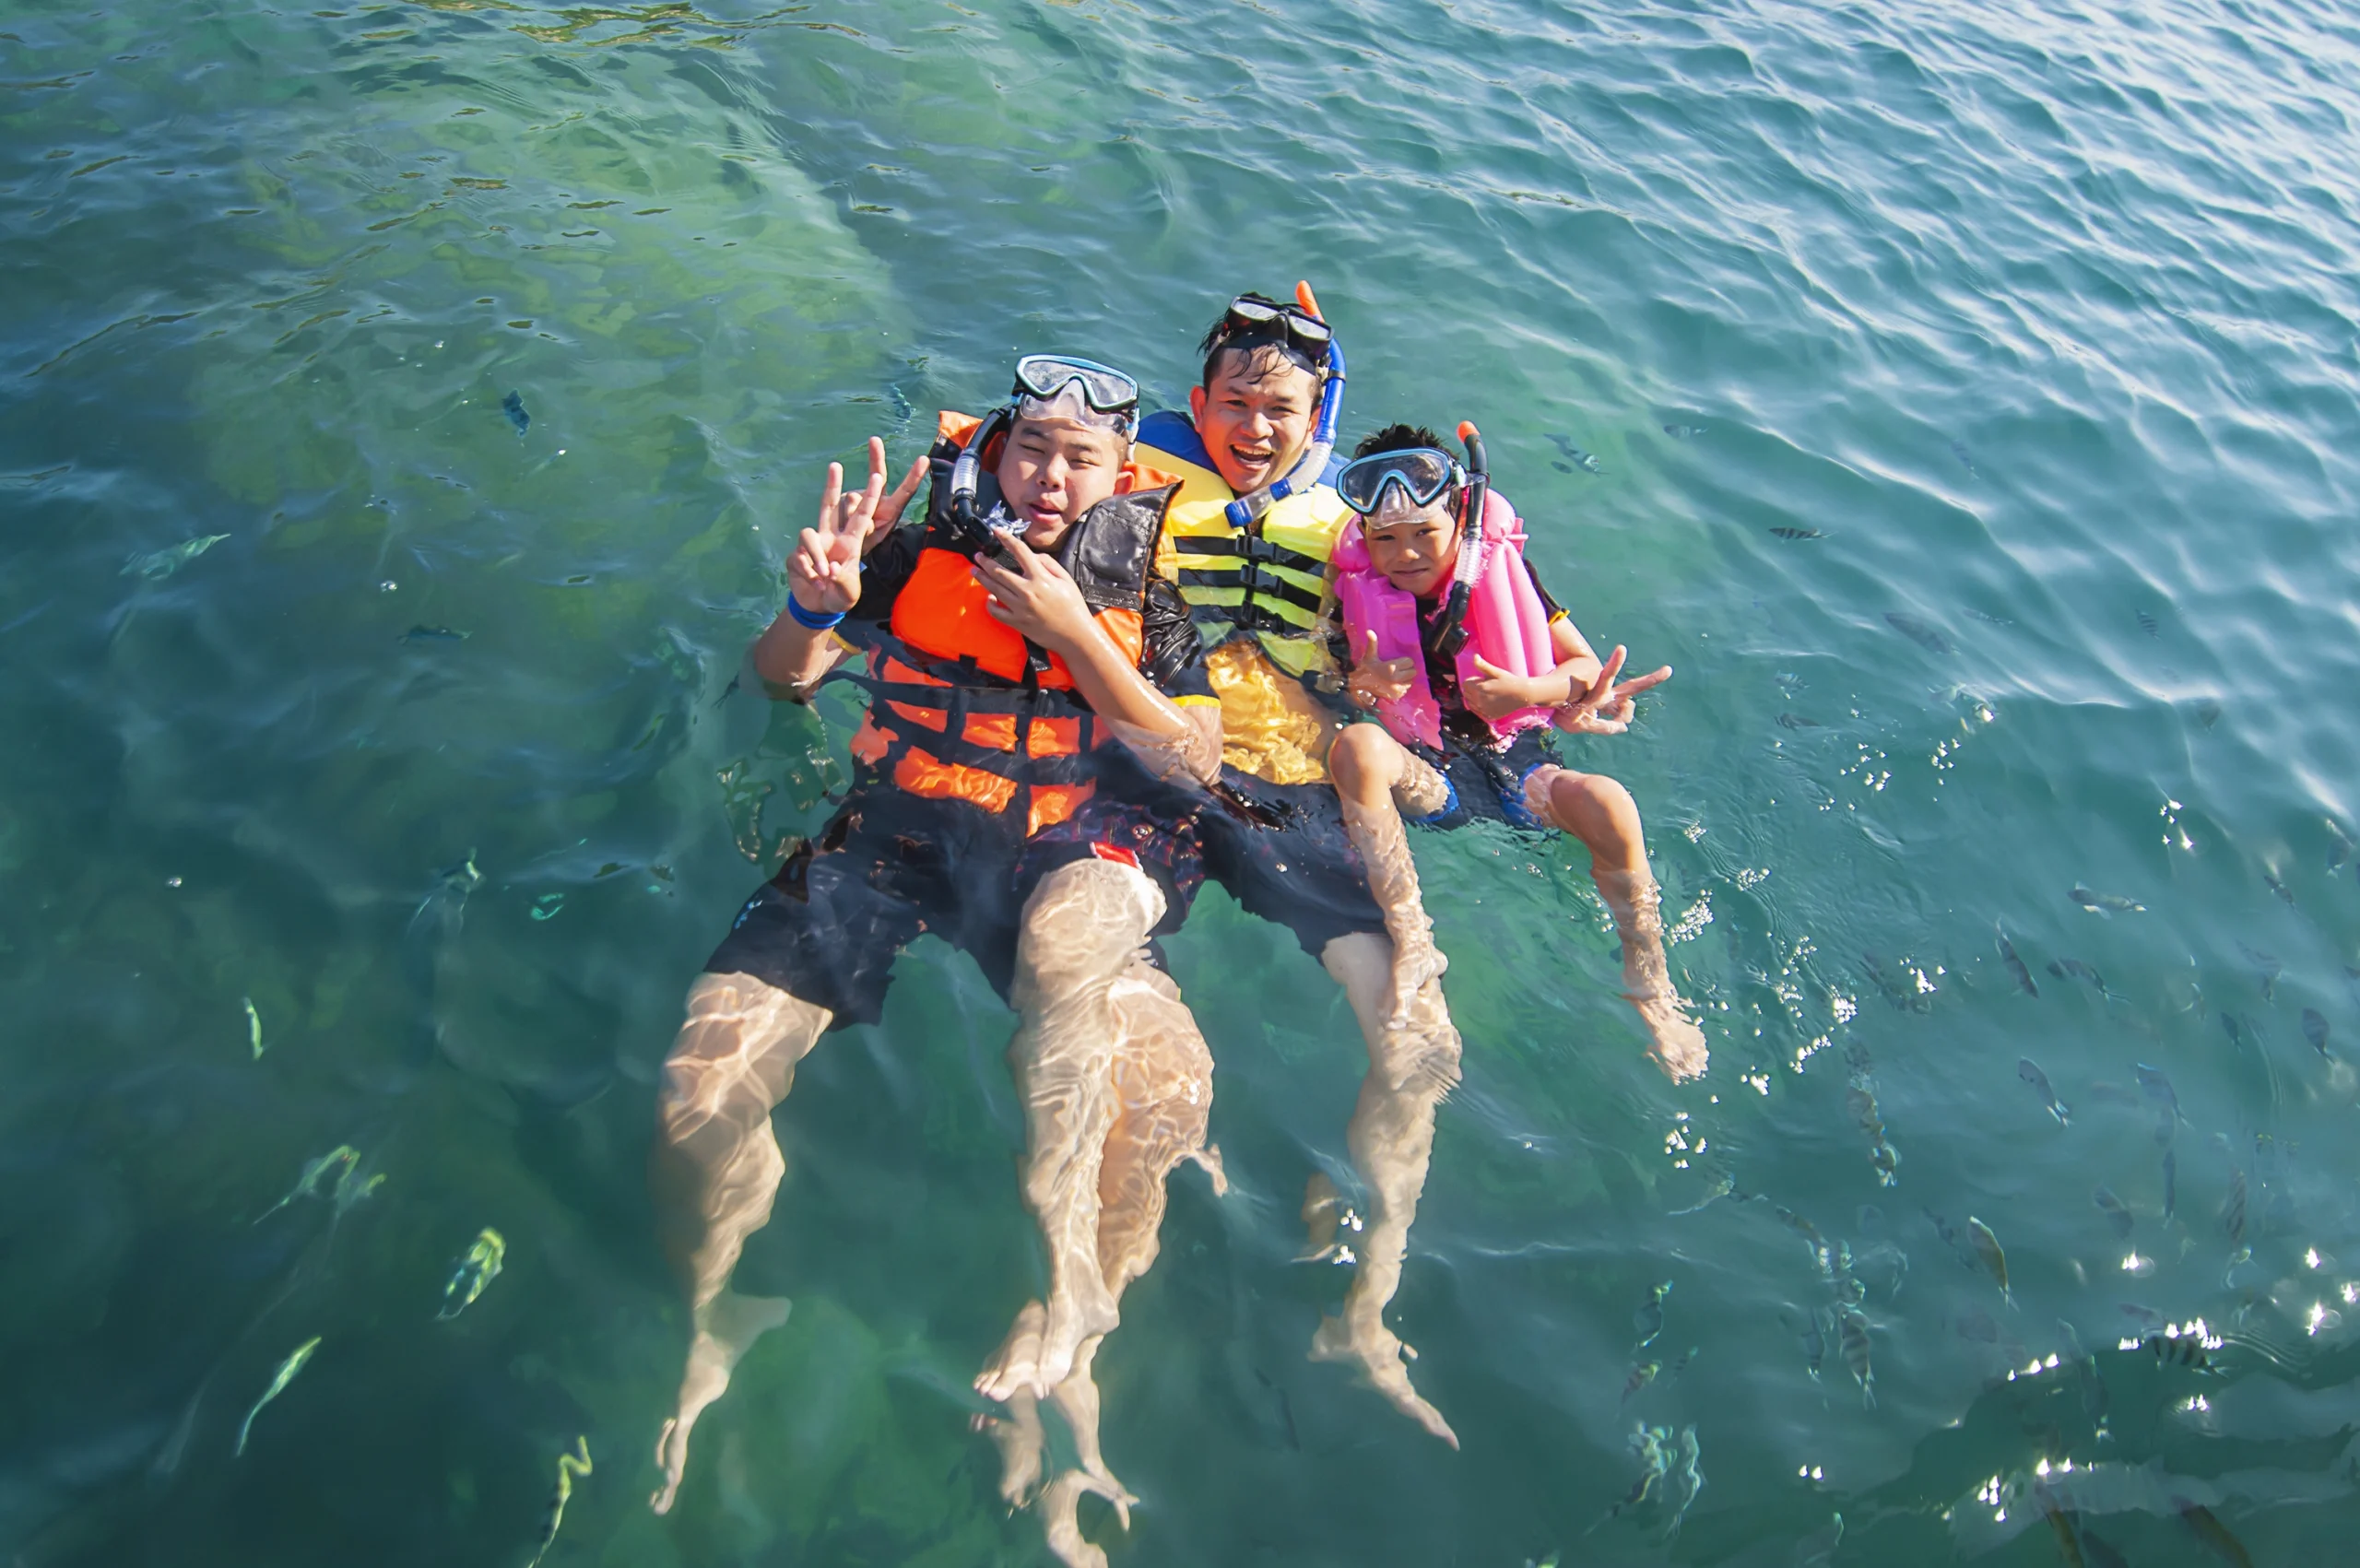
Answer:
[
  {"left": 1327, "top": 422, "right": 1708, "bottom": 1082},
  {"left": 646, "top": 360, "right": 1225, "bottom": 1520}
]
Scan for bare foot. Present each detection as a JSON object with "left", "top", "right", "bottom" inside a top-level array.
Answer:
[
  {"left": 1045, "top": 1345, "right": 1136, "bottom": 1532},
  {"left": 975, "top": 1299, "right": 1051, "bottom": 1407},
  {"left": 1385, "top": 937, "right": 1449, "bottom": 1032},
  {"left": 970, "top": 1392, "right": 1045, "bottom": 1509},
  {"left": 649, "top": 1291, "right": 792, "bottom": 1513},
  {"left": 1037, "top": 1467, "right": 1135, "bottom": 1568},
  {"left": 1310, "top": 1312, "right": 1459, "bottom": 1447},
  {"left": 1633, "top": 991, "right": 1709, "bottom": 1081}
]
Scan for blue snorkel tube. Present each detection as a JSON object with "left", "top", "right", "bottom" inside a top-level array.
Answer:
[{"left": 1223, "top": 283, "right": 1347, "bottom": 530}]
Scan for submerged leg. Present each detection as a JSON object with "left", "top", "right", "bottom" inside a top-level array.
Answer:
[
  {"left": 974, "top": 1302, "right": 1051, "bottom": 1509},
  {"left": 1527, "top": 766, "right": 1708, "bottom": 1081},
  {"left": 648, "top": 973, "right": 832, "bottom": 1513},
  {"left": 981, "top": 856, "right": 1168, "bottom": 1403},
  {"left": 1330, "top": 725, "right": 1450, "bottom": 1028},
  {"left": 1021, "top": 956, "right": 1216, "bottom": 1562},
  {"left": 1309, "top": 932, "right": 1462, "bottom": 1447}
]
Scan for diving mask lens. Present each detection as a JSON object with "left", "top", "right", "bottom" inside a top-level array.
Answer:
[
  {"left": 1222, "top": 295, "right": 1332, "bottom": 355},
  {"left": 1011, "top": 355, "right": 1140, "bottom": 418},
  {"left": 1337, "top": 448, "right": 1460, "bottom": 515}
]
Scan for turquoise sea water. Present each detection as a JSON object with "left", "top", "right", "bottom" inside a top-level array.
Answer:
[{"left": 7, "top": 0, "right": 2360, "bottom": 1562}]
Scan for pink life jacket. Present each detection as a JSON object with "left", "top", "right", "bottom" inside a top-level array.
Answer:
[{"left": 1332, "top": 486, "right": 1558, "bottom": 752}]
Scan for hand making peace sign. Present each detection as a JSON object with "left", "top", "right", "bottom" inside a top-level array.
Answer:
[
  {"left": 787, "top": 437, "right": 927, "bottom": 619},
  {"left": 1552, "top": 644, "right": 1674, "bottom": 736}
]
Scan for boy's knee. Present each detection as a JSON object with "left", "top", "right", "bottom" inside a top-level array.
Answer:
[
  {"left": 1328, "top": 722, "right": 1393, "bottom": 784},
  {"left": 1550, "top": 772, "right": 1641, "bottom": 841}
]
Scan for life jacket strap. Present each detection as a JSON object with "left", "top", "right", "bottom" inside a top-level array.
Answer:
[{"left": 1170, "top": 533, "right": 1327, "bottom": 578}]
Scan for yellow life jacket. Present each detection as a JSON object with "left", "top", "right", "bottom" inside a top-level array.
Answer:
[
  {"left": 1134, "top": 411, "right": 1353, "bottom": 784},
  {"left": 1135, "top": 412, "right": 1353, "bottom": 680}
]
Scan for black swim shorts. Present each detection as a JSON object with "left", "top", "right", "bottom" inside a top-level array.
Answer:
[
  {"left": 1196, "top": 768, "right": 1389, "bottom": 959},
  {"left": 1406, "top": 728, "right": 1564, "bottom": 831},
  {"left": 702, "top": 788, "right": 1028, "bottom": 1029}
]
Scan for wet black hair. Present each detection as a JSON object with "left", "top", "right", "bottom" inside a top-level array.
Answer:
[
  {"left": 1352, "top": 423, "right": 1450, "bottom": 459},
  {"left": 1198, "top": 292, "right": 1324, "bottom": 390}
]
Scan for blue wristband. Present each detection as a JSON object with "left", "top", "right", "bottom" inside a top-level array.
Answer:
[{"left": 785, "top": 595, "right": 845, "bottom": 631}]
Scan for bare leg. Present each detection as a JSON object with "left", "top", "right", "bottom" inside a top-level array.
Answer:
[
  {"left": 1525, "top": 766, "right": 1708, "bottom": 1081},
  {"left": 972, "top": 1303, "right": 1050, "bottom": 1509},
  {"left": 1030, "top": 954, "right": 1220, "bottom": 1561},
  {"left": 1309, "top": 933, "right": 1461, "bottom": 1447},
  {"left": 648, "top": 972, "right": 832, "bottom": 1514},
  {"left": 979, "top": 857, "right": 1168, "bottom": 1404},
  {"left": 1329, "top": 725, "right": 1452, "bottom": 1027}
]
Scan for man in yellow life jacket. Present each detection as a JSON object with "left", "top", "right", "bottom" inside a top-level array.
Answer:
[
  {"left": 1009, "top": 289, "right": 1469, "bottom": 1449},
  {"left": 645, "top": 356, "right": 1229, "bottom": 1524}
]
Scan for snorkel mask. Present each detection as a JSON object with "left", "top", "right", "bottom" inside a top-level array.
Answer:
[
  {"left": 1336, "top": 422, "right": 1491, "bottom": 654},
  {"left": 1209, "top": 283, "right": 1349, "bottom": 532},
  {"left": 947, "top": 354, "right": 1142, "bottom": 556}
]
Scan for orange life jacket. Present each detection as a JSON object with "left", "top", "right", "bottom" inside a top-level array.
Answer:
[{"left": 842, "top": 411, "right": 1180, "bottom": 836}]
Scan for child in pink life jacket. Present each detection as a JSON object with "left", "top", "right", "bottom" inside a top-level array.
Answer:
[{"left": 1325, "top": 421, "right": 1708, "bottom": 1082}]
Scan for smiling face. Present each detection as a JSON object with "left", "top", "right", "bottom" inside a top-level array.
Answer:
[
  {"left": 1361, "top": 493, "right": 1462, "bottom": 599},
  {"left": 993, "top": 415, "right": 1126, "bottom": 548},
  {"left": 1188, "top": 344, "right": 1320, "bottom": 496}
]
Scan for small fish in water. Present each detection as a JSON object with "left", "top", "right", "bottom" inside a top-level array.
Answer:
[
  {"left": 1664, "top": 1425, "right": 1704, "bottom": 1538},
  {"left": 1949, "top": 439, "right": 1976, "bottom": 474},
  {"left": 2193, "top": 697, "right": 2223, "bottom": 729},
  {"left": 2018, "top": 1058, "right": 2070, "bottom": 1124},
  {"left": 1634, "top": 1280, "right": 1671, "bottom": 1350},
  {"left": 400, "top": 624, "right": 468, "bottom": 643},
  {"left": 1965, "top": 1217, "right": 2010, "bottom": 1300},
  {"left": 525, "top": 1435, "right": 592, "bottom": 1568},
  {"left": 1794, "top": 1513, "right": 1844, "bottom": 1566},
  {"left": 1546, "top": 433, "right": 1601, "bottom": 473},
  {"left": 2302, "top": 1008, "right": 2330, "bottom": 1056},
  {"left": 235, "top": 1336, "right": 323, "bottom": 1455},
  {"left": 2162, "top": 1147, "right": 2177, "bottom": 1220},
  {"left": 2093, "top": 1186, "right": 2133, "bottom": 1238},
  {"left": 256, "top": 1146, "right": 360, "bottom": 1222},
  {"left": 2220, "top": 1168, "right": 2247, "bottom": 1245},
  {"left": 1663, "top": 423, "right": 1705, "bottom": 439},
  {"left": 2149, "top": 1332, "right": 2212, "bottom": 1372},
  {"left": 2263, "top": 869, "right": 2295, "bottom": 906},
  {"left": 1837, "top": 1308, "right": 1874, "bottom": 1407},
  {"left": 1297, "top": 1172, "right": 1343, "bottom": 1262},
  {"left": 333, "top": 1161, "right": 384, "bottom": 1216},
  {"left": 243, "top": 996, "right": 264, "bottom": 1060},
  {"left": 1776, "top": 712, "right": 1823, "bottom": 729},
  {"left": 2119, "top": 1303, "right": 2165, "bottom": 1329},
  {"left": 1955, "top": 1308, "right": 2000, "bottom": 1342},
  {"left": 1769, "top": 525, "right": 1824, "bottom": 540},
  {"left": 2135, "top": 1064, "right": 2180, "bottom": 1125},
  {"left": 531, "top": 892, "right": 565, "bottom": 921},
  {"left": 124, "top": 533, "right": 230, "bottom": 581},
  {"left": 2070, "top": 887, "right": 2144, "bottom": 915},
  {"left": 1884, "top": 611, "right": 1953, "bottom": 654},
  {"left": 2136, "top": 608, "right": 2159, "bottom": 638},
  {"left": 1781, "top": 1303, "right": 1828, "bottom": 1378},
  {"left": 1997, "top": 929, "right": 2038, "bottom": 996},
  {"left": 502, "top": 390, "right": 529, "bottom": 435},
  {"left": 2047, "top": 957, "right": 2116, "bottom": 1001},
  {"left": 1600, "top": 1422, "right": 1673, "bottom": 1525},
  {"left": 439, "top": 1228, "right": 507, "bottom": 1319},
  {"left": 2221, "top": 1012, "right": 2249, "bottom": 1051},
  {"left": 2234, "top": 944, "right": 2278, "bottom": 991},
  {"left": 1622, "top": 1361, "right": 1660, "bottom": 1403}
]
